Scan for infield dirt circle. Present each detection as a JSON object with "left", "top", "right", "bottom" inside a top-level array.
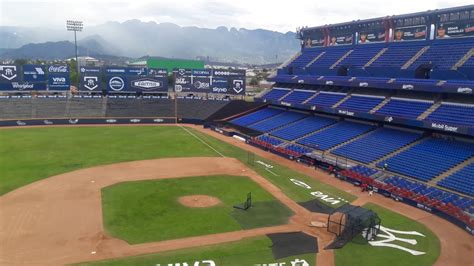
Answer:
[{"left": 178, "top": 195, "right": 222, "bottom": 208}]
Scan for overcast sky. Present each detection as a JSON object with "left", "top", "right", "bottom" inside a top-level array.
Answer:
[{"left": 0, "top": 0, "right": 472, "bottom": 32}]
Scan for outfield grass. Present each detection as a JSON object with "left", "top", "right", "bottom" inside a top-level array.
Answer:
[
  {"left": 0, "top": 126, "right": 355, "bottom": 208},
  {"left": 335, "top": 203, "right": 440, "bottom": 266},
  {"left": 102, "top": 175, "right": 293, "bottom": 244},
  {"left": 75, "top": 236, "right": 316, "bottom": 266},
  {"left": 0, "top": 126, "right": 217, "bottom": 195}
]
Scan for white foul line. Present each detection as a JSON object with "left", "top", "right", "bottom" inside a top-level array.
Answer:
[
  {"left": 264, "top": 167, "right": 279, "bottom": 176},
  {"left": 180, "top": 126, "right": 225, "bottom": 158}
]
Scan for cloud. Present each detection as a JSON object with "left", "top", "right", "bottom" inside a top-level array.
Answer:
[{"left": 0, "top": 0, "right": 472, "bottom": 32}]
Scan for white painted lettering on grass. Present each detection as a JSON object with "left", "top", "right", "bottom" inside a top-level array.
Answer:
[{"left": 363, "top": 226, "right": 426, "bottom": 256}]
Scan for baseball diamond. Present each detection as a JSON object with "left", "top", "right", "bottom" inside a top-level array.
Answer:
[{"left": 1, "top": 3, "right": 474, "bottom": 266}]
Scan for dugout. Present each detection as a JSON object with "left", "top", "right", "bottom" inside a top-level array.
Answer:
[{"left": 326, "top": 205, "right": 381, "bottom": 249}]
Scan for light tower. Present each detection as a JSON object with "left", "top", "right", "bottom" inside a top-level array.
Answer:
[{"left": 66, "top": 20, "right": 83, "bottom": 85}]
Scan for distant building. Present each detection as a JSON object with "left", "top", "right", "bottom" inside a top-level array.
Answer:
[{"left": 66, "top": 56, "right": 101, "bottom": 67}]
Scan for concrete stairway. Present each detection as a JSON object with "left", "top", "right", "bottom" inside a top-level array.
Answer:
[
  {"left": 330, "top": 50, "right": 354, "bottom": 69},
  {"left": 369, "top": 97, "right": 391, "bottom": 114},
  {"left": 371, "top": 137, "right": 426, "bottom": 167},
  {"left": 332, "top": 94, "right": 352, "bottom": 108},
  {"left": 306, "top": 52, "right": 326, "bottom": 68},
  {"left": 417, "top": 101, "right": 442, "bottom": 121},
  {"left": 302, "top": 91, "right": 320, "bottom": 104},
  {"left": 429, "top": 157, "right": 474, "bottom": 185},
  {"left": 327, "top": 128, "right": 376, "bottom": 153},
  {"left": 292, "top": 121, "right": 340, "bottom": 144},
  {"left": 364, "top": 48, "right": 388, "bottom": 67},
  {"left": 401, "top": 46, "right": 430, "bottom": 69},
  {"left": 278, "top": 90, "right": 294, "bottom": 102},
  {"left": 279, "top": 51, "right": 302, "bottom": 68},
  {"left": 452, "top": 47, "right": 474, "bottom": 70}
]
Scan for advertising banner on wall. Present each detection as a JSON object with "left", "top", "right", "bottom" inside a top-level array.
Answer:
[
  {"left": 106, "top": 75, "right": 128, "bottom": 92},
  {"left": 436, "top": 22, "right": 474, "bottom": 39},
  {"left": 129, "top": 76, "right": 168, "bottom": 92},
  {"left": 302, "top": 29, "right": 325, "bottom": 48},
  {"left": 174, "top": 68, "right": 246, "bottom": 95},
  {"left": 0, "top": 65, "right": 20, "bottom": 82},
  {"left": 358, "top": 30, "right": 386, "bottom": 44},
  {"left": 328, "top": 34, "right": 353, "bottom": 46},
  {"left": 23, "top": 65, "right": 46, "bottom": 82},
  {"left": 0, "top": 82, "right": 47, "bottom": 91},
  {"left": 393, "top": 25, "right": 428, "bottom": 41},
  {"left": 80, "top": 67, "right": 102, "bottom": 92},
  {"left": 105, "top": 67, "right": 147, "bottom": 76},
  {"left": 148, "top": 68, "right": 168, "bottom": 78},
  {"left": 48, "top": 74, "right": 70, "bottom": 90}
]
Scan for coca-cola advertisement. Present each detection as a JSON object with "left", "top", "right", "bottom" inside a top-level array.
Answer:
[{"left": 47, "top": 65, "right": 69, "bottom": 73}]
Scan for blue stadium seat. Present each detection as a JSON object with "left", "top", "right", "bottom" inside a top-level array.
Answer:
[
  {"left": 261, "top": 88, "right": 291, "bottom": 101},
  {"left": 438, "top": 163, "right": 474, "bottom": 196},
  {"left": 271, "top": 115, "right": 337, "bottom": 140},
  {"left": 285, "top": 144, "right": 314, "bottom": 155},
  {"left": 306, "top": 92, "right": 346, "bottom": 108},
  {"left": 280, "top": 90, "right": 316, "bottom": 104},
  {"left": 332, "top": 128, "right": 422, "bottom": 163},
  {"left": 337, "top": 95, "right": 385, "bottom": 113},
  {"left": 426, "top": 102, "right": 474, "bottom": 127},
  {"left": 257, "top": 135, "right": 284, "bottom": 146},
  {"left": 297, "top": 121, "right": 374, "bottom": 150},
  {"left": 377, "top": 138, "right": 474, "bottom": 182},
  {"left": 376, "top": 98, "right": 433, "bottom": 120},
  {"left": 249, "top": 111, "right": 307, "bottom": 132},
  {"left": 231, "top": 108, "right": 284, "bottom": 126}
]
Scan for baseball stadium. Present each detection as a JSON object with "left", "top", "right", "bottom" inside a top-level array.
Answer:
[{"left": 0, "top": 4, "right": 474, "bottom": 266}]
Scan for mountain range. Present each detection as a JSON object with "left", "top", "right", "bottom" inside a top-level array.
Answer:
[{"left": 0, "top": 20, "right": 300, "bottom": 64}]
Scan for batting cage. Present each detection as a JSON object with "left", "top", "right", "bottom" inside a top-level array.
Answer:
[{"left": 325, "top": 205, "right": 381, "bottom": 249}]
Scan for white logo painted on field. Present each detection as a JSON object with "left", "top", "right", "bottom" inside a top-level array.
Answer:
[
  {"left": 156, "top": 259, "right": 215, "bottom": 266},
  {"left": 289, "top": 179, "right": 348, "bottom": 205},
  {"left": 255, "top": 160, "right": 274, "bottom": 169},
  {"left": 362, "top": 225, "right": 426, "bottom": 256},
  {"left": 255, "top": 258, "right": 309, "bottom": 266}
]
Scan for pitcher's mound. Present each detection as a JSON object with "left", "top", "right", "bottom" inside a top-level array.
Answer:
[{"left": 178, "top": 195, "right": 222, "bottom": 208}]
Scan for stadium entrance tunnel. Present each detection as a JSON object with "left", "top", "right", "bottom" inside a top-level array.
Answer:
[
  {"left": 267, "top": 232, "right": 318, "bottom": 260},
  {"left": 414, "top": 64, "right": 434, "bottom": 79},
  {"left": 325, "top": 205, "right": 381, "bottom": 250}
]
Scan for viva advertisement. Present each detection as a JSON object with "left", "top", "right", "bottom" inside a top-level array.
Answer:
[{"left": 48, "top": 65, "right": 70, "bottom": 90}]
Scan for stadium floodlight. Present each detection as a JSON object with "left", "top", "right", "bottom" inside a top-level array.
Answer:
[{"left": 66, "top": 20, "right": 83, "bottom": 86}]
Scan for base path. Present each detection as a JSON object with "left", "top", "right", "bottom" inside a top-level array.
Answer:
[
  {"left": 189, "top": 125, "right": 474, "bottom": 266},
  {"left": 0, "top": 157, "right": 332, "bottom": 266}
]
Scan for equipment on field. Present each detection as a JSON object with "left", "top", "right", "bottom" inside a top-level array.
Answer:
[
  {"left": 325, "top": 205, "right": 381, "bottom": 249},
  {"left": 233, "top": 192, "right": 252, "bottom": 210}
]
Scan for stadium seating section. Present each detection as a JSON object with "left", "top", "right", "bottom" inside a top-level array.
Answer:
[
  {"left": 249, "top": 111, "right": 307, "bottom": 132},
  {"left": 297, "top": 121, "right": 374, "bottom": 150},
  {"left": 332, "top": 128, "right": 422, "bottom": 164},
  {"left": 231, "top": 107, "right": 283, "bottom": 126},
  {"left": 271, "top": 115, "right": 337, "bottom": 140},
  {"left": 306, "top": 92, "right": 346, "bottom": 108},
  {"left": 337, "top": 95, "right": 384, "bottom": 113},
  {"left": 377, "top": 138, "right": 474, "bottom": 182},
  {"left": 426, "top": 102, "right": 474, "bottom": 127},
  {"left": 375, "top": 98, "right": 432, "bottom": 120},
  {"left": 438, "top": 163, "right": 474, "bottom": 196}
]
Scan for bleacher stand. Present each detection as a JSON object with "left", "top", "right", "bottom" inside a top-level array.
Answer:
[
  {"left": 297, "top": 121, "right": 374, "bottom": 150},
  {"left": 332, "top": 127, "right": 422, "bottom": 164}
]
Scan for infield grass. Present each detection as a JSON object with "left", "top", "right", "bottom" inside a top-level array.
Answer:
[
  {"left": 75, "top": 236, "right": 316, "bottom": 266},
  {"left": 102, "top": 175, "right": 293, "bottom": 244},
  {"left": 335, "top": 203, "right": 440, "bottom": 266}
]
